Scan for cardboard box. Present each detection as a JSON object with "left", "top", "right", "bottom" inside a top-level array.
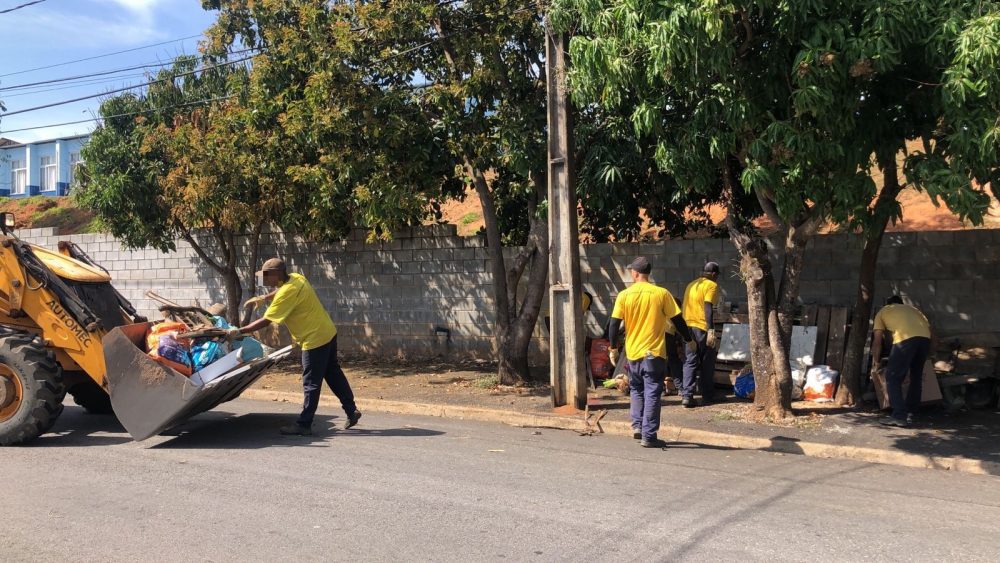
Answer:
[{"left": 872, "top": 360, "right": 943, "bottom": 409}]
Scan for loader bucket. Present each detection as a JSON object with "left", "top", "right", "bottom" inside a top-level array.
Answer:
[{"left": 103, "top": 322, "right": 293, "bottom": 441}]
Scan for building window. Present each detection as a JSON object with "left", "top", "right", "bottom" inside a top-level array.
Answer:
[
  {"left": 10, "top": 159, "right": 26, "bottom": 195},
  {"left": 40, "top": 156, "right": 57, "bottom": 191},
  {"left": 69, "top": 152, "right": 82, "bottom": 188}
]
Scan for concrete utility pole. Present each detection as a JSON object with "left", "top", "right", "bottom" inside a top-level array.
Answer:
[{"left": 545, "top": 21, "right": 587, "bottom": 410}]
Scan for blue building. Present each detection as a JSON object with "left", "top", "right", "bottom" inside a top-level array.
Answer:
[{"left": 0, "top": 134, "right": 89, "bottom": 197}]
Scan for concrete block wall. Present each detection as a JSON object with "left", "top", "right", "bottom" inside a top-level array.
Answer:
[{"left": 16, "top": 226, "right": 1000, "bottom": 363}]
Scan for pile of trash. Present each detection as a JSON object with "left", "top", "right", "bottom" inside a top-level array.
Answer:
[{"left": 145, "top": 315, "right": 265, "bottom": 386}]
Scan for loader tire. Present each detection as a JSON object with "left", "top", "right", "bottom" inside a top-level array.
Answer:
[
  {"left": 68, "top": 379, "right": 114, "bottom": 415},
  {"left": 0, "top": 332, "right": 65, "bottom": 446}
]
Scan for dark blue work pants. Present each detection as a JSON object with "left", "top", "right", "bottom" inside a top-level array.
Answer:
[
  {"left": 296, "top": 336, "right": 358, "bottom": 427},
  {"left": 886, "top": 336, "right": 930, "bottom": 421},
  {"left": 682, "top": 328, "right": 717, "bottom": 401},
  {"left": 628, "top": 356, "right": 666, "bottom": 441},
  {"left": 665, "top": 332, "right": 685, "bottom": 394}
]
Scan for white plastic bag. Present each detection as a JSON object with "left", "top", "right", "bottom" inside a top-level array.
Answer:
[
  {"left": 791, "top": 367, "right": 806, "bottom": 400},
  {"left": 803, "top": 365, "right": 839, "bottom": 402}
]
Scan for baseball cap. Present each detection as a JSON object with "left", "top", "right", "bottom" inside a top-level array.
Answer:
[
  {"left": 703, "top": 261, "right": 720, "bottom": 274},
  {"left": 628, "top": 257, "right": 652, "bottom": 274},
  {"left": 257, "top": 257, "right": 287, "bottom": 275}
]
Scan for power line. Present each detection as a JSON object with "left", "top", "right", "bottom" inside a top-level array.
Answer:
[
  {"left": 0, "top": 95, "right": 239, "bottom": 134},
  {"left": 1, "top": 54, "right": 256, "bottom": 117},
  {"left": 1, "top": 63, "right": 180, "bottom": 92},
  {"left": 0, "top": 33, "right": 203, "bottom": 78},
  {"left": 0, "top": 47, "right": 260, "bottom": 91},
  {"left": 1, "top": 73, "right": 154, "bottom": 98},
  {"left": 1, "top": 2, "right": 539, "bottom": 121},
  {"left": 0, "top": 0, "right": 47, "bottom": 15}
]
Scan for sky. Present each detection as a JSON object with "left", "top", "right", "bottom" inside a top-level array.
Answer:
[{"left": 0, "top": 0, "right": 218, "bottom": 142}]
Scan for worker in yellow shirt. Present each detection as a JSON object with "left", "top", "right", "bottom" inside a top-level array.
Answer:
[
  {"left": 680, "top": 262, "right": 722, "bottom": 407},
  {"left": 871, "top": 296, "right": 933, "bottom": 427},
  {"left": 232, "top": 258, "right": 361, "bottom": 436},
  {"left": 608, "top": 257, "right": 694, "bottom": 448}
]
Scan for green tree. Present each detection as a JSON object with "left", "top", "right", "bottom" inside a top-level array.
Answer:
[
  {"left": 833, "top": 4, "right": 998, "bottom": 406},
  {"left": 204, "top": 0, "right": 551, "bottom": 384},
  {"left": 202, "top": 0, "right": 456, "bottom": 243},
  {"left": 557, "top": 0, "right": 993, "bottom": 418},
  {"left": 78, "top": 56, "right": 280, "bottom": 323}
]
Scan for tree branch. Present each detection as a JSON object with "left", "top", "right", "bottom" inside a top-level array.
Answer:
[
  {"left": 181, "top": 228, "right": 225, "bottom": 274},
  {"left": 737, "top": 9, "right": 754, "bottom": 57},
  {"left": 754, "top": 187, "right": 786, "bottom": 231}
]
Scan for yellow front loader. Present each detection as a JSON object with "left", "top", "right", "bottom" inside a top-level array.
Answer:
[{"left": 0, "top": 213, "right": 289, "bottom": 446}]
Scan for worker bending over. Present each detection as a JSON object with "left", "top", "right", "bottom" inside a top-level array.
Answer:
[
  {"left": 232, "top": 258, "right": 362, "bottom": 436},
  {"left": 871, "top": 296, "right": 933, "bottom": 427}
]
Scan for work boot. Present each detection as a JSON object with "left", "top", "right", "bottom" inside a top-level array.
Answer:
[
  {"left": 640, "top": 438, "right": 668, "bottom": 448},
  {"left": 682, "top": 397, "right": 696, "bottom": 408},
  {"left": 344, "top": 410, "right": 362, "bottom": 429},
  {"left": 280, "top": 424, "right": 313, "bottom": 436}
]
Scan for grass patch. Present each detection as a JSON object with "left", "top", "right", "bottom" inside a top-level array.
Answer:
[
  {"left": 15, "top": 195, "right": 57, "bottom": 209},
  {"left": 30, "top": 204, "right": 95, "bottom": 233},
  {"left": 472, "top": 374, "right": 500, "bottom": 389},
  {"left": 81, "top": 217, "right": 104, "bottom": 234},
  {"left": 712, "top": 409, "right": 740, "bottom": 422},
  {"left": 460, "top": 212, "right": 480, "bottom": 225}
]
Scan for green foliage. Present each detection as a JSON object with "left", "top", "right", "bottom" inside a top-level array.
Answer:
[
  {"left": 554, "top": 0, "right": 995, "bottom": 232},
  {"left": 76, "top": 93, "right": 176, "bottom": 251},
  {"left": 460, "top": 212, "right": 480, "bottom": 225},
  {"left": 914, "top": 7, "right": 1000, "bottom": 220},
  {"left": 203, "top": 0, "right": 462, "bottom": 242}
]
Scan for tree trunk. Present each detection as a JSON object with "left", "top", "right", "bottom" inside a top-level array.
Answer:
[
  {"left": 221, "top": 267, "right": 243, "bottom": 326},
  {"left": 489, "top": 174, "right": 550, "bottom": 385},
  {"left": 729, "top": 224, "right": 793, "bottom": 420},
  {"left": 723, "top": 166, "right": 794, "bottom": 420},
  {"left": 435, "top": 18, "right": 548, "bottom": 384},
  {"left": 182, "top": 227, "right": 243, "bottom": 326},
  {"left": 467, "top": 162, "right": 515, "bottom": 383},
  {"left": 241, "top": 223, "right": 265, "bottom": 327},
  {"left": 775, "top": 226, "right": 811, "bottom": 348},
  {"left": 836, "top": 158, "right": 903, "bottom": 406}
]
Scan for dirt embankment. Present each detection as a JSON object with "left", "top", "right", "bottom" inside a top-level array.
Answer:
[{"left": 1, "top": 196, "right": 97, "bottom": 233}]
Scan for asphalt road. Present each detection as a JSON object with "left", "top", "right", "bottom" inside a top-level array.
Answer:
[{"left": 2, "top": 398, "right": 999, "bottom": 563}]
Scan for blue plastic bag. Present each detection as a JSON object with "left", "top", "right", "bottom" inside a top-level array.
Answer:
[
  {"left": 734, "top": 372, "right": 756, "bottom": 400},
  {"left": 157, "top": 335, "right": 193, "bottom": 370},
  {"left": 190, "top": 340, "right": 226, "bottom": 372},
  {"left": 236, "top": 337, "right": 264, "bottom": 362}
]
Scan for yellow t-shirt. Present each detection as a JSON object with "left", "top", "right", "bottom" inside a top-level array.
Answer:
[
  {"left": 682, "top": 277, "right": 720, "bottom": 331},
  {"left": 263, "top": 273, "right": 337, "bottom": 351},
  {"left": 611, "top": 281, "right": 682, "bottom": 361},
  {"left": 873, "top": 304, "right": 930, "bottom": 345}
]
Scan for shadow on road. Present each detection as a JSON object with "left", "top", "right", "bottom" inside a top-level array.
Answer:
[
  {"left": 30, "top": 406, "right": 132, "bottom": 447},
  {"left": 667, "top": 441, "right": 739, "bottom": 452},
  {"left": 834, "top": 409, "right": 1000, "bottom": 474},
  {"left": 151, "top": 412, "right": 445, "bottom": 449},
  {"left": 32, "top": 406, "right": 445, "bottom": 449}
]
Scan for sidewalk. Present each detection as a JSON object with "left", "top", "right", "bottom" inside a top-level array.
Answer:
[{"left": 246, "top": 361, "right": 1000, "bottom": 476}]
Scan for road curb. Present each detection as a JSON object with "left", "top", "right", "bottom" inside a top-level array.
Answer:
[{"left": 241, "top": 389, "right": 1000, "bottom": 477}]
